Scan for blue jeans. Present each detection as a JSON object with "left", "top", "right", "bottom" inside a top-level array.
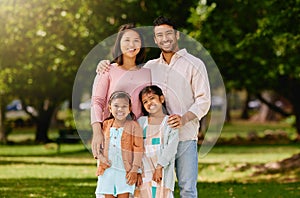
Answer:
[{"left": 175, "top": 140, "right": 198, "bottom": 198}]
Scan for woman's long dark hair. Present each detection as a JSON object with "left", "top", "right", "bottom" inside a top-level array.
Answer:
[
  {"left": 139, "top": 85, "right": 168, "bottom": 116},
  {"left": 112, "top": 23, "right": 146, "bottom": 66}
]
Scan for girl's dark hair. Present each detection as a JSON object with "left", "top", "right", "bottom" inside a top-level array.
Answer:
[
  {"left": 153, "top": 16, "right": 177, "bottom": 31},
  {"left": 139, "top": 85, "right": 168, "bottom": 116},
  {"left": 105, "top": 91, "right": 136, "bottom": 121},
  {"left": 112, "top": 23, "right": 146, "bottom": 66}
]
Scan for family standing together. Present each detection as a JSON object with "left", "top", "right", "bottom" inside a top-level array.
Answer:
[{"left": 90, "top": 16, "right": 211, "bottom": 198}]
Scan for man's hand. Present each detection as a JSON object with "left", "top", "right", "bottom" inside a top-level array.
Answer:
[
  {"left": 126, "top": 171, "right": 138, "bottom": 185},
  {"left": 168, "top": 112, "right": 197, "bottom": 129},
  {"left": 96, "top": 60, "right": 111, "bottom": 74},
  {"left": 167, "top": 114, "right": 182, "bottom": 129},
  {"left": 152, "top": 165, "right": 163, "bottom": 183}
]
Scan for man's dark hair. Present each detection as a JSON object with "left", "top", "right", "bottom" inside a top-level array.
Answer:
[{"left": 153, "top": 16, "right": 177, "bottom": 30}]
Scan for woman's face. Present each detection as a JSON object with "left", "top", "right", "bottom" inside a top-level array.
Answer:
[{"left": 120, "top": 30, "right": 142, "bottom": 59}]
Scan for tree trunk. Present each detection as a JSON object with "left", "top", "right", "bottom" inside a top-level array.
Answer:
[
  {"left": 278, "top": 76, "right": 300, "bottom": 140},
  {"left": 34, "top": 100, "right": 56, "bottom": 143},
  {"left": 293, "top": 99, "right": 300, "bottom": 141},
  {"left": 240, "top": 92, "right": 250, "bottom": 119},
  {"left": 225, "top": 92, "right": 231, "bottom": 122},
  {"left": 251, "top": 91, "right": 277, "bottom": 122},
  {"left": 0, "top": 109, "right": 7, "bottom": 144},
  {"left": 0, "top": 97, "right": 8, "bottom": 144}
]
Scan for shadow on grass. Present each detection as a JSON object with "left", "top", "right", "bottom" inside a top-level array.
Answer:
[
  {"left": 0, "top": 145, "right": 89, "bottom": 157},
  {"left": 199, "top": 143, "right": 300, "bottom": 154},
  {"left": 0, "top": 178, "right": 96, "bottom": 198},
  {"left": 0, "top": 159, "right": 95, "bottom": 166},
  {"left": 1, "top": 179, "right": 299, "bottom": 198},
  {"left": 196, "top": 182, "right": 300, "bottom": 198}
]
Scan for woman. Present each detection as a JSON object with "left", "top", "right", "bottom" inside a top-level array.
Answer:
[{"left": 90, "top": 23, "right": 151, "bottom": 197}]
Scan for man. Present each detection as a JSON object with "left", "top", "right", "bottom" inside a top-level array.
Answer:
[
  {"left": 95, "top": 16, "right": 211, "bottom": 197},
  {"left": 144, "top": 16, "right": 211, "bottom": 197}
]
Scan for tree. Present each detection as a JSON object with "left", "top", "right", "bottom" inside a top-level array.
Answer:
[
  {"left": 1, "top": 0, "right": 201, "bottom": 143},
  {"left": 1, "top": 0, "right": 95, "bottom": 142},
  {"left": 188, "top": 0, "right": 300, "bottom": 138}
]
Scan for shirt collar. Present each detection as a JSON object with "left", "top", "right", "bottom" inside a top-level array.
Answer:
[{"left": 158, "top": 48, "right": 187, "bottom": 64}]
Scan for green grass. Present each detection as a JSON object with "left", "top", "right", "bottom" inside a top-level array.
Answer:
[
  {"left": 0, "top": 144, "right": 96, "bottom": 198},
  {"left": 199, "top": 145, "right": 300, "bottom": 183},
  {"left": 221, "top": 120, "right": 297, "bottom": 139},
  {"left": 1, "top": 143, "right": 299, "bottom": 197},
  {"left": 1, "top": 122, "right": 300, "bottom": 197}
]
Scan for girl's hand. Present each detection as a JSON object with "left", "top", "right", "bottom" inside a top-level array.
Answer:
[
  {"left": 98, "top": 154, "right": 111, "bottom": 167},
  {"left": 96, "top": 60, "right": 111, "bottom": 74},
  {"left": 152, "top": 166, "right": 163, "bottom": 183},
  {"left": 136, "top": 173, "right": 143, "bottom": 187},
  {"left": 96, "top": 157, "right": 111, "bottom": 176},
  {"left": 126, "top": 171, "right": 138, "bottom": 185}
]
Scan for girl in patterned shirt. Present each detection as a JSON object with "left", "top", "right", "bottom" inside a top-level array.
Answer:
[{"left": 136, "top": 85, "right": 179, "bottom": 198}]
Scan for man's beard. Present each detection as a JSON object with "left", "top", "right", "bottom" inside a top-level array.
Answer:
[{"left": 160, "top": 42, "right": 176, "bottom": 53}]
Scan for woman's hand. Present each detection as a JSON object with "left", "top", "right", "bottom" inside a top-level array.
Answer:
[
  {"left": 91, "top": 128, "right": 104, "bottom": 159},
  {"left": 96, "top": 60, "right": 111, "bottom": 74}
]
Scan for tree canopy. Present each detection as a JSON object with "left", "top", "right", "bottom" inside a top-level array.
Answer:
[
  {"left": 188, "top": 0, "right": 300, "bottom": 135},
  {"left": 0, "top": 0, "right": 299, "bottom": 142}
]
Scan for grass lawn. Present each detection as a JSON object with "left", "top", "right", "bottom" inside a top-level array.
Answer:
[
  {"left": 220, "top": 119, "right": 297, "bottom": 140},
  {"left": 0, "top": 122, "right": 300, "bottom": 197}
]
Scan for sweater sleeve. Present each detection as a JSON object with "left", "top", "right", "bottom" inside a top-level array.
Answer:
[
  {"left": 90, "top": 72, "right": 110, "bottom": 124},
  {"left": 157, "top": 126, "right": 179, "bottom": 167},
  {"left": 131, "top": 121, "right": 144, "bottom": 171}
]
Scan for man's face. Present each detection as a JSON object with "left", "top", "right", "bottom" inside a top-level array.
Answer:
[{"left": 154, "top": 24, "right": 179, "bottom": 53}]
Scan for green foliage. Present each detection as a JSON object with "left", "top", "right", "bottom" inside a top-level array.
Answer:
[
  {"left": 188, "top": 0, "right": 300, "bottom": 133},
  {"left": 0, "top": 0, "right": 200, "bottom": 141},
  {"left": 188, "top": 0, "right": 299, "bottom": 91},
  {"left": 0, "top": 0, "right": 96, "bottom": 141},
  {"left": 1, "top": 0, "right": 299, "bottom": 137}
]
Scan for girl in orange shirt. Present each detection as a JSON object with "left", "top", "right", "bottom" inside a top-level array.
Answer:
[{"left": 95, "top": 91, "right": 143, "bottom": 198}]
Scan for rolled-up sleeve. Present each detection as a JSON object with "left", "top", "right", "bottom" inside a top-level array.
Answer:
[{"left": 189, "top": 61, "right": 211, "bottom": 120}]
